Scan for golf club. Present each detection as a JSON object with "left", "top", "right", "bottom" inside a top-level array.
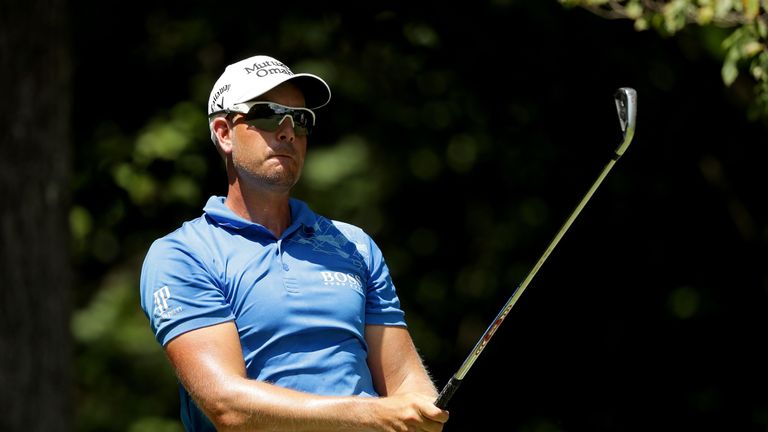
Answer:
[{"left": 435, "top": 87, "right": 637, "bottom": 409}]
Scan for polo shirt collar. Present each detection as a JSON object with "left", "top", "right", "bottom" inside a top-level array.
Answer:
[{"left": 203, "top": 195, "right": 318, "bottom": 238}]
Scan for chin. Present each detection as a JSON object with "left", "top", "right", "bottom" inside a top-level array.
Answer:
[{"left": 264, "top": 172, "right": 301, "bottom": 190}]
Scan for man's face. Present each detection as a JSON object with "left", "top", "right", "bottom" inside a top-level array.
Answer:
[{"left": 228, "top": 82, "right": 309, "bottom": 193}]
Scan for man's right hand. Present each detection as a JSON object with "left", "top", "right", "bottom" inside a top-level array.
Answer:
[{"left": 368, "top": 392, "right": 449, "bottom": 432}]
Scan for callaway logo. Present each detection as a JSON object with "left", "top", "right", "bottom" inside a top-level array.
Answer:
[{"left": 210, "top": 84, "right": 230, "bottom": 113}]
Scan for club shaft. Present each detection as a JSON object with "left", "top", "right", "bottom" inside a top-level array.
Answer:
[{"left": 436, "top": 156, "right": 620, "bottom": 409}]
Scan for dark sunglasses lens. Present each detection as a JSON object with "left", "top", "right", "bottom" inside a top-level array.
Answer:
[
  {"left": 243, "top": 105, "right": 313, "bottom": 135},
  {"left": 245, "top": 117, "right": 282, "bottom": 132},
  {"left": 245, "top": 104, "right": 277, "bottom": 118},
  {"left": 291, "top": 111, "right": 311, "bottom": 126},
  {"left": 293, "top": 122, "right": 311, "bottom": 136}
]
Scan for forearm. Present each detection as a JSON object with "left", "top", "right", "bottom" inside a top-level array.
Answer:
[
  {"left": 165, "top": 323, "right": 382, "bottom": 432},
  {"left": 166, "top": 323, "right": 446, "bottom": 431},
  {"left": 385, "top": 358, "right": 438, "bottom": 398},
  {"left": 198, "top": 377, "right": 379, "bottom": 432},
  {"left": 365, "top": 325, "right": 438, "bottom": 398},
  {"left": 196, "top": 376, "right": 448, "bottom": 432}
]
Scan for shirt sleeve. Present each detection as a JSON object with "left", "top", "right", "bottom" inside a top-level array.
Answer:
[
  {"left": 139, "top": 236, "right": 235, "bottom": 346},
  {"left": 362, "top": 234, "right": 407, "bottom": 327}
]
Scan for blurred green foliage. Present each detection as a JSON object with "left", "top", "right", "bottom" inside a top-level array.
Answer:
[
  {"left": 69, "top": 2, "right": 767, "bottom": 431},
  {"left": 560, "top": 0, "right": 768, "bottom": 119},
  {"left": 73, "top": 268, "right": 182, "bottom": 431}
]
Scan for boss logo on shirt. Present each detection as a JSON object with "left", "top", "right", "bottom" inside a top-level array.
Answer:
[{"left": 321, "top": 271, "right": 362, "bottom": 288}]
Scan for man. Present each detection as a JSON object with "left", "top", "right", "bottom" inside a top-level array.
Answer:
[{"left": 140, "top": 54, "right": 449, "bottom": 431}]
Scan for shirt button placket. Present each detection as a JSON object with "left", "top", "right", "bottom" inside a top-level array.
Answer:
[{"left": 277, "top": 239, "right": 299, "bottom": 293}]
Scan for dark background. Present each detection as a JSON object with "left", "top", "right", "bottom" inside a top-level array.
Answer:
[{"left": 11, "top": 1, "right": 768, "bottom": 431}]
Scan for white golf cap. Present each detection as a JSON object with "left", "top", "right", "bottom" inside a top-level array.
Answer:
[{"left": 207, "top": 55, "right": 331, "bottom": 115}]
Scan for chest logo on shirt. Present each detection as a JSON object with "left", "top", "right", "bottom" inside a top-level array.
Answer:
[
  {"left": 289, "top": 222, "right": 367, "bottom": 271},
  {"left": 321, "top": 271, "right": 363, "bottom": 289}
]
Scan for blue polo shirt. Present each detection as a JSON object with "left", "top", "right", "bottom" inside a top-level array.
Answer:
[{"left": 140, "top": 196, "right": 406, "bottom": 431}]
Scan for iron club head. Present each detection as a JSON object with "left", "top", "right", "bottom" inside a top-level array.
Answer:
[{"left": 613, "top": 87, "right": 637, "bottom": 158}]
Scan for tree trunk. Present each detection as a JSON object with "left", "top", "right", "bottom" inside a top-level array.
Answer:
[{"left": 0, "top": 1, "right": 73, "bottom": 431}]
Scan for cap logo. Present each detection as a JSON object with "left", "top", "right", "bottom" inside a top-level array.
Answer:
[
  {"left": 210, "top": 84, "right": 230, "bottom": 113},
  {"left": 244, "top": 60, "right": 294, "bottom": 78}
]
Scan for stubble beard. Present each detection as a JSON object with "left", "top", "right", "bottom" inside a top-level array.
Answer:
[
  {"left": 229, "top": 132, "right": 305, "bottom": 194},
  {"left": 237, "top": 156, "right": 303, "bottom": 193}
]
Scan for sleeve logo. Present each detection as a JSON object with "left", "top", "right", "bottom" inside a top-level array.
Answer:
[
  {"left": 153, "top": 285, "right": 183, "bottom": 319},
  {"left": 153, "top": 285, "right": 171, "bottom": 313}
]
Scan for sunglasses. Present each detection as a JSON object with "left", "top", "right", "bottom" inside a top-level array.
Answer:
[{"left": 228, "top": 101, "right": 316, "bottom": 136}]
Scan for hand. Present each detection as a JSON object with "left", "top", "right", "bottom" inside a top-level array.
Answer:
[{"left": 371, "top": 392, "right": 449, "bottom": 432}]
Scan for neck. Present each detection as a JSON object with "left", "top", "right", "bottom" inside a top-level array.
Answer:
[{"left": 225, "top": 181, "right": 292, "bottom": 238}]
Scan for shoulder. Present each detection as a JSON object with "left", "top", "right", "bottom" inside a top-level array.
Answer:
[
  {"left": 143, "top": 214, "right": 223, "bottom": 268},
  {"left": 329, "top": 218, "right": 368, "bottom": 240},
  {"left": 148, "top": 215, "right": 209, "bottom": 250},
  {"left": 292, "top": 198, "right": 372, "bottom": 241},
  {"left": 321, "top": 217, "right": 384, "bottom": 264},
  {"left": 307, "top": 212, "right": 370, "bottom": 244},
  {"left": 291, "top": 199, "right": 383, "bottom": 258}
]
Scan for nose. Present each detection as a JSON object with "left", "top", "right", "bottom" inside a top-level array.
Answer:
[{"left": 276, "top": 115, "right": 296, "bottom": 142}]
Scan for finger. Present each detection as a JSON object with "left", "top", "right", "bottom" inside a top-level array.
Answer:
[
  {"left": 421, "top": 418, "right": 447, "bottom": 432},
  {"left": 421, "top": 405, "right": 449, "bottom": 423}
]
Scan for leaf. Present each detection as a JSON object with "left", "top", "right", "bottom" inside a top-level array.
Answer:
[
  {"left": 635, "top": 17, "right": 650, "bottom": 31},
  {"left": 626, "top": 1, "right": 643, "bottom": 19},
  {"left": 662, "top": 0, "right": 690, "bottom": 34},
  {"left": 757, "top": 16, "right": 768, "bottom": 38},
  {"left": 697, "top": 6, "right": 715, "bottom": 25},
  {"left": 744, "top": 41, "right": 764, "bottom": 57},
  {"left": 714, "top": 0, "right": 735, "bottom": 18},
  {"left": 722, "top": 57, "right": 740, "bottom": 85},
  {"left": 742, "top": 0, "right": 759, "bottom": 20}
]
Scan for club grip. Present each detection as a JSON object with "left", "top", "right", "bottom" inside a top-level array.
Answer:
[{"left": 434, "top": 376, "right": 462, "bottom": 409}]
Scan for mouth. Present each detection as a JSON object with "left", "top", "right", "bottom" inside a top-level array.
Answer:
[{"left": 268, "top": 154, "right": 298, "bottom": 166}]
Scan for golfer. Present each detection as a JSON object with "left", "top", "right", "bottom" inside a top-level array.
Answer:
[{"left": 140, "top": 54, "right": 449, "bottom": 431}]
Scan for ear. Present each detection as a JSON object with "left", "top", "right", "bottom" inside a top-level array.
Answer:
[{"left": 211, "top": 116, "right": 234, "bottom": 154}]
